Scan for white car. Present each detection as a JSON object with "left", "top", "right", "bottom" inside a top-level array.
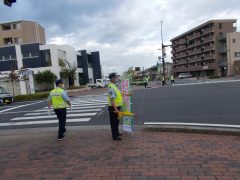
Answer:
[{"left": 178, "top": 73, "right": 192, "bottom": 79}]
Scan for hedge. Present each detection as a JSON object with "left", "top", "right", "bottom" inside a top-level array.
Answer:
[
  {"left": 209, "top": 75, "right": 220, "bottom": 79},
  {"left": 14, "top": 92, "right": 49, "bottom": 101},
  {"left": 132, "top": 81, "right": 145, "bottom": 86}
]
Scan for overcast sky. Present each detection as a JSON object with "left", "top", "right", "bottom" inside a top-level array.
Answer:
[{"left": 1, "top": 0, "right": 240, "bottom": 75}]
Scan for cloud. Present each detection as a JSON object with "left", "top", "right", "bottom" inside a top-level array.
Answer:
[{"left": 1, "top": 0, "right": 240, "bottom": 75}]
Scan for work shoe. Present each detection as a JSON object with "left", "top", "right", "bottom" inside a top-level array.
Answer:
[
  {"left": 64, "top": 131, "right": 67, "bottom": 136},
  {"left": 113, "top": 137, "right": 122, "bottom": 141},
  {"left": 118, "top": 133, "right": 123, "bottom": 136},
  {"left": 57, "top": 135, "right": 65, "bottom": 141}
]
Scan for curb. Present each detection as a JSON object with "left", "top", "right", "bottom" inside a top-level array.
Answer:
[{"left": 144, "top": 124, "right": 240, "bottom": 136}]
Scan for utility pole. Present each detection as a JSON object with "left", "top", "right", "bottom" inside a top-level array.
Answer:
[{"left": 161, "top": 21, "right": 166, "bottom": 85}]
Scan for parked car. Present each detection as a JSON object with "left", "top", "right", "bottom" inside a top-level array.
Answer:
[
  {"left": 87, "top": 78, "right": 110, "bottom": 88},
  {"left": 178, "top": 73, "right": 192, "bottom": 79},
  {"left": 0, "top": 87, "right": 13, "bottom": 105}
]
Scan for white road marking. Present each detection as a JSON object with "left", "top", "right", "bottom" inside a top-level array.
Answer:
[
  {"left": 0, "top": 118, "right": 90, "bottom": 126},
  {"left": 25, "top": 109, "right": 101, "bottom": 116},
  {"left": 144, "top": 122, "right": 240, "bottom": 128},
  {"left": 175, "top": 79, "right": 240, "bottom": 86},
  {"left": 11, "top": 113, "right": 97, "bottom": 121},
  {"left": 71, "top": 101, "right": 107, "bottom": 104},
  {"left": 35, "top": 105, "right": 105, "bottom": 112},
  {"left": 70, "top": 102, "right": 107, "bottom": 106},
  {"left": 0, "top": 110, "right": 34, "bottom": 114},
  {"left": 0, "top": 101, "right": 44, "bottom": 113},
  {"left": 44, "top": 104, "right": 106, "bottom": 109}
]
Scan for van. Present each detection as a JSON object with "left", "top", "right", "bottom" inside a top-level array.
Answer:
[{"left": 178, "top": 73, "right": 192, "bottom": 79}]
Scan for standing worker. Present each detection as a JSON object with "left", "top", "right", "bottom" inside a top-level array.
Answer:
[
  {"left": 143, "top": 75, "right": 149, "bottom": 88},
  {"left": 108, "top": 73, "right": 131, "bottom": 141},
  {"left": 161, "top": 75, "right": 165, "bottom": 86},
  {"left": 48, "top": 79, "right": 71, "bottom": 141},
  {"left": 171, "top": 75, "right": 175, "bottom": 85}
]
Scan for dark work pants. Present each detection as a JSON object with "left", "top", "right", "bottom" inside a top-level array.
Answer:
[
  {"left": 108, "top": 106, "right": 121, "bottom": 139},
  {"left": 144, "top": 82, "right": 147, "bottom": 88},
  {"left": 54, "top": 108, "right": 67, "bottom": 138}
]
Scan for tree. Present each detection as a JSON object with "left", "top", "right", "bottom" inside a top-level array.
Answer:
[
  {"left": 60, "top": 60, "right": 77, "bottom": 87},
  {"left": 8, "top": 70, "right": 18, "bottom": 96},
  {"left": 34, "top": 70, "right": 57, "bottom": 84}
]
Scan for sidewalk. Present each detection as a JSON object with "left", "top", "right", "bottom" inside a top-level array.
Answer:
[{"left": 1, "top": 126, "right": 240, "bottom": 180}]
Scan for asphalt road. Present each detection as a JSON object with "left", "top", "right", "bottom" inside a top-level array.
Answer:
[
  {"left": 1, "top": 79, "right": 240, "bottom": 130},
  {"left": 132, "top": 79, "right": 240, "bottom": 126}
]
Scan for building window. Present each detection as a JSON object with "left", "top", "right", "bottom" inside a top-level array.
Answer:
[
  {"left": 1, "top": 24, "right": 11, "bottom": 31},
  {"left": 234, "top": 52, "right": 240, "bottom": 57},
  {"left": 219, "top": 23, "right": 222, "bottom": 29},
  {"left": 232, "top": 39, "right": 236, "bottom": 43},
  {"left": 3, "top": 37, "right": 13, "bottom": 45},
  {"left": 22, "top": 52, "right": 31, "bottom": 58},
  {"left": 12, "top": 24, "right": 17, "bottom": 29},
  {"left": 22, "top": 52, "right": 39, "bottom": 59}
]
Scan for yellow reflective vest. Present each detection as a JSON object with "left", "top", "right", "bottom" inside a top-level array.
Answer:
[
  {"left": 50, "top": 87, "right": 67, "bottom": 109},
  {"left": 108, "top": 83, "right": 123, "bottom": 107}
]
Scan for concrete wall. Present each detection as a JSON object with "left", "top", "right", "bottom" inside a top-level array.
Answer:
[{"left": 227, "top": 32, "right": 240, "bottom": 75}]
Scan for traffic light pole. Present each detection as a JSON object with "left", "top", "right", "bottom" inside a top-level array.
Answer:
[
  {"left": 161, "top": 21, "right": 166, "bottom": 85},
  {"left": 160, "top": 21, "right": 188, "bottom": 84}
]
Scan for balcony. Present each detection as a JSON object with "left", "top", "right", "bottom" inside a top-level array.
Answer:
[
  {"left": 203, "top": 46, "right": 214, "bottom": 51},
  {"left": 218, "top": 47, "right": 227, "bottom": 54},
  {"left": 204, "top": 54, "right": 215, "bottom": 60},
  {"left": 218, "top": 34, "right": 226, "bottom": 41},
  {"left": 219, "top": 59, "right": 227, "bottom": 67},
  {"left": 203, "top": 37, "right": 213, "bottom": 43},
  {"left": 202, "top": 28, "right": 213, "bottom": 34}
]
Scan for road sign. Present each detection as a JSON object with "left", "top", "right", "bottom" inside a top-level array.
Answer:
[{"left": 21, "top": 70, "right": 33, "bottom": 76}]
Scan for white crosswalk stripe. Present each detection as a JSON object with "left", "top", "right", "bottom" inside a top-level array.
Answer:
[
  {"left": 24, "top": 109, "right": 102, "bottom": 116},
  {"left": 0, "top": 94, "right": 108, "bottom": 127},
  {"left": 0, "top": 118, "right": 91, "bottom": 127}
]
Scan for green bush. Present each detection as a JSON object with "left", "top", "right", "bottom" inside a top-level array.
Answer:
[
  {"left": 209, "top": 75, "right": 220, "bottom": 79},
  {"left": 132, "top": 81, "right": 145, "bottom": 86},
  {"left": 14, "top": 92, "right": 49, "bottom": 101}
]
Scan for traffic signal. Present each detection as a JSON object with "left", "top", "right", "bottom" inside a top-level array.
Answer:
[
  {"left": 135, "top": 67, "right": 140, "bottom": 71},
  {"left": 4, "top": 0, "right": 16, "bottom": 7}
]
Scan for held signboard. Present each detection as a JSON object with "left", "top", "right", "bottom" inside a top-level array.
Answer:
[{"left": 121, "top": 76, "right": 133, "bottom": 133}]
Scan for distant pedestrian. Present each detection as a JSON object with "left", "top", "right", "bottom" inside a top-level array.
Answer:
[
  {"left": 107, "top": 73, "right": 131, "bottom": 140},
  {"left": 143, "top": 75, "right": 149, "bottom": 88},
  {"left": 48, "top": 79, "right": 71, "bottom": 141},
  {"left": 161, "top": 76, "right": 165, "bottom": 86},
  {"left": 171, "top": 75, "right": 175, "bottom": 85}
]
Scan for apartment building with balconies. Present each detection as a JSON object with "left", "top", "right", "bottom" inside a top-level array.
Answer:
[
  {"left": 171, "top": 19, "right": 237, "bottom": 77},
  {"left": 0, "top": 20, "right": 46, "bottom": 47}
]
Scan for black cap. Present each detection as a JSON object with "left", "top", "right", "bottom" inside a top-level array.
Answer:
[
  {"left": 108, "top": 73, "right": 117, "bottom": 79},
  {"left": 55, "top": 79, "right": 63, "bottom": 86}
]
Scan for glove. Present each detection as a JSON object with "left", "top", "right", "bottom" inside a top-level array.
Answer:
[{"left": 48, "top": 108, "right": 51, "bottom": 116}]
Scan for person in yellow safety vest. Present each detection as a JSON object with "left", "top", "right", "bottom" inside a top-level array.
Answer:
[
  {"left": 108, "top": 73, "right": 131, "bottom": 140},
  {"left": 143, "top": 75, "right": 149, "bottom": 88},
  {"left": 161, "top": 75, "right": 165, "bottom": 86},
  {"left": 171, "top": 75, "right": 175, "bottom": 85},
  {"left": 48, "top": 79, "right": 71, "bottom": 141}
]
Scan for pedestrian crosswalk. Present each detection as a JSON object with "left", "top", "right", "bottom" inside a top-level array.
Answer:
[{"left": 0, "top": 94, "right": 108, "bottom": 127}]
